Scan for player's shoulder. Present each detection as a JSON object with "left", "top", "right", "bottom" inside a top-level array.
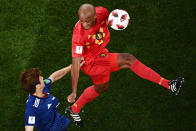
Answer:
[
  {"left": 96, "top": 6, "right": 109, "bottom": 23},
  {"left": 74, "top": 20, "right": 82, "bottom": 30},
  {"left": 96, "top": 6, "right": 109, "bottom": 14}
]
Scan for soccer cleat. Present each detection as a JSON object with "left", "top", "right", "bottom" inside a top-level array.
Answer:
[
  {"left": 169, "top": 77, "right": 184, "bottom": 95},
  {"left": 65, "top": 106, "right": 83, "bottom": 127}
]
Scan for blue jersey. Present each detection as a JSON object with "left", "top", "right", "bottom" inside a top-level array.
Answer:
[{"left": 25, "top": 78, "right": 69, "bottom": 131}]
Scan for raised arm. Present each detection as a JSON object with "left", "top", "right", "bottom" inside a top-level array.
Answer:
[
  {"left": 67, "top": 57, "right": 81, "bottom": 103},
  {"left": 49, "top": 65, "right": 71, "bottom": 83}
]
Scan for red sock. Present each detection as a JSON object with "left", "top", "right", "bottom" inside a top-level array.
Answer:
[
  {"left": 72, "top": 86, "right": 100, "bottom": 113},
  {"left": 130, "top": 59, "right": 170, "bottom": 89}
]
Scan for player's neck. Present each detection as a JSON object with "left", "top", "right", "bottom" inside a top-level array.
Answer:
[
  {"left": 92, "top": 18, "right": 97, "bottom": 27},
  {"left": 33, "top": 90, "right": 46, "bottom": 98},
  {"left": 94, "top": 18, "right": 97, "bottom": 26}
]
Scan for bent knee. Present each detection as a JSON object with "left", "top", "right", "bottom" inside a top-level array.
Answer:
[
  {"left": 94, "top": 84, "right": 109, "bottom": 93},
  {"left": 118, "top": 53, "right": 136, "bottom": 68},
  {"left": 119, "top": 53, "right": 136, "bottom": 61}
]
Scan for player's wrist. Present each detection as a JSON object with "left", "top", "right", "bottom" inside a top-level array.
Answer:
[
  {"left": 71, "top": 91, "right": 77, "bottom": 97},
  {"left": 72, "top": 91, "right": 77, "bottom": 95}
]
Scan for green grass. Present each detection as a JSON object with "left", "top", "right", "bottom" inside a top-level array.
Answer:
[{"left": 0, "top": 0, "right": 195, "bottom": 130}]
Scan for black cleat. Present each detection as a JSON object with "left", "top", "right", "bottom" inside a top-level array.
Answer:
[
  {"left": 65, "top": 106, "right": 83, "bottom": 127},
  {"left": 169, "top": 77, "right": 184, "bottom": 95}
]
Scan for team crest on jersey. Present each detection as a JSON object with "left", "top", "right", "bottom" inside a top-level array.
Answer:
[
  {"left": 91, "top": 27, "right": 105, "bottom": 45},
  {"left": 96, "top": 32, "right": 103, "bottom": 40},
  {"left": 86, "top": 27, "right": 105, "bottom": 49}
]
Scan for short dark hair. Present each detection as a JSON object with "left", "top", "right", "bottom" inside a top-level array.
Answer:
[{"left": 20, "top": 68, "right": 41, "bottom": 94}]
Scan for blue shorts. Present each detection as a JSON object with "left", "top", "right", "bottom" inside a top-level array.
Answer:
[{"left": 50, "top": 112, "right": 70, "bottom": 131}]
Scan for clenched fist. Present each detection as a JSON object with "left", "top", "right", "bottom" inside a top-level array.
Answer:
[{"left": 67, "top": 93, "right": 77, "bottom": 103}]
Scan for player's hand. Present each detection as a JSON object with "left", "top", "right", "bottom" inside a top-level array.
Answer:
[{"left": 67, "top": 93, "right": 76, "bottom": 103}]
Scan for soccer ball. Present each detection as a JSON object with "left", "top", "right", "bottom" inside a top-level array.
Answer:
[{"left": 108, "top": 9, "right": 130, "bottom": 30}]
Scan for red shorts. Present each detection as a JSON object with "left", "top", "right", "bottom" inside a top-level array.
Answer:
[{"left": 81, "top": 53, "right": 120, "bottom": 85}]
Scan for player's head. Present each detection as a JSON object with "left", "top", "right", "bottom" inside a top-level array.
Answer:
[
  {"left": 78, "top": 3, "right": 97, "bottom": 30},
  {"left": 20, "top": 68, "right": 45, "bottom": 94}
]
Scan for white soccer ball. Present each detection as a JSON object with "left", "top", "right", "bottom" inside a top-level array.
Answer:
[{"left": 108, "top": 9, "right": 130, "bottom": 30}]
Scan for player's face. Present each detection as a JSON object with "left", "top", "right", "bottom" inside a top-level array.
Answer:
[
  {"left": 79, "top": 13, "right": 97, "bottom": 30},
  {"left": 39, "top": 76, "right": 45, "bottom": 90}
]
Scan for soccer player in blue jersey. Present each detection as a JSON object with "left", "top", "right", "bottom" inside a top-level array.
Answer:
[{"left": 20, "top": 65, "right": 71, "bottom": 131}]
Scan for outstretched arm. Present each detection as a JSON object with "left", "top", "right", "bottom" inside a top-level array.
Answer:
[
  {"left": 67, "top": 57, "right": 81, "bottom": 103},
  {"left": 49, "top": 65, "right": 71, "bottom": 83}
]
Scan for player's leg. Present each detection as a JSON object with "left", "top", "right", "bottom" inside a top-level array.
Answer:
[
  {"left": 65, "top": 83, "right": 109, "bottom": 127},
  {"left": 94, "top": 82, "right": 109, "bottom": 93},
  {"left": 65, "top": 56, "right": 111, "bottom": 127},
  {"left": 71, "top": 82, "right": 108, "bottom": 113},
  {"left": 116, "top": 53, "right": 184, "bottom": 94}
]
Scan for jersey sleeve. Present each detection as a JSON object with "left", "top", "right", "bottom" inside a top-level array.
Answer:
[
  {"left": 43, "top": 78, "right": 52, "bottom": 92},
  {"left": 72, "top": 24, "right": 84, "bottom": 57},
  {"left": 25, "top": 108, "right": 37, "bottom": 126}
]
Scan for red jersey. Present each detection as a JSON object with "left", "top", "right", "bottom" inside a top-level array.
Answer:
[{"left": 72, "top": 7, "right": 110, "bottom": 63}]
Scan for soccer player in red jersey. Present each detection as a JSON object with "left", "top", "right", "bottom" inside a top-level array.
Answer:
[{"left": 65, "top": 3, "right": 184, "bottom": 127}]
